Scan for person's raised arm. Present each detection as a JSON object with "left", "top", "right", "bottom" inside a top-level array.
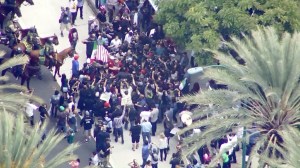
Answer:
[{"left": 131, "top": 74, "right": 136, "bottom": 86}]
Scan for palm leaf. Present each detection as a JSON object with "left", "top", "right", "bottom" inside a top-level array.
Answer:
[{"left": 180, "top": 27, "right": 300, "bottom": 167}]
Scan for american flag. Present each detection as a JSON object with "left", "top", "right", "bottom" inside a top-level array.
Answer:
[{"left": 91, "top": 42, "right": 110, "bottom": 63}]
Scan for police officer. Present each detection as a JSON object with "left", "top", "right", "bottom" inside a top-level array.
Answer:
[
  {"left": 44, "top": 38, "right": 55, "bottom": 70},
  {"left": 5, "top": 23, "right": 17, "bottom": 48}
]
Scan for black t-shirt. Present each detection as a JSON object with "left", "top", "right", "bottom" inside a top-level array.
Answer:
[
  {"left": 130, "top": 125, "right": 141, "bottom": 137},
  {"left": 80, "top": 116, "right": 94, "bottom": 130},
  {"left": 95, "top": 130, "right": 109, "bottom": 145},
  {"left": 39, "top": 106, "right": 47, "bottom": 118}
]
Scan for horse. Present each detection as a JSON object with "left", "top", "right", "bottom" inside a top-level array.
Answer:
[
  {"left": 52, "top": 47, "right": 75, "bottom": 80},
  {"left": 20, "top": 47, "right": 74, "bottom": 90},
  {"left": 0, "top": 0, "right": 34, "bottom": 28}
]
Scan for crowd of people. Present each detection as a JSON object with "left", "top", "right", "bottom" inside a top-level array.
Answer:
[
  {"left": 20, "top": 0, "right": 241, "bottom": 168},
  {"left": 53, "top": 0, "right": 201, "bottom": 167}
]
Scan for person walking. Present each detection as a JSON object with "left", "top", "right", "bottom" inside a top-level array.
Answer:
[
  {"left": 50, "top": 90, "right": 60, "bottom": 117},
  {"left": 76, "top": 0, "right": 84, "bottom": 19},
  {"left": 80, "top": 111, "right": 94, "bottom": 142},
  {"left": 25, "top": 100, "right": 38, "bottom": 127},
  {"left": 142, "top": 140, "right": 150, "bottom": 168},
  {"left": 69, "top": 26, "right": 79, "bottom": 52},
  {"left": 38, "top": 104, "right": 49, "bottom": 126},
  {"left": 141, "top": 119, "right": 152, "bottom": 144},
  {"left": 149, "top": 105, "right": 159, "bottom": 136},
  {"left": 69, "top": 0, "right": 78, "bottom": 25},
  {"left": 72, "top": 54, "right": 80, "bottom": 78},
  {"left": 59, "top": 7, "right": 72, "bottom": 37},
  {"left": 158, "top": 133, "right": 168, "bottom": 161},
  {"left": 129, "top": 120, "right": 141, "bottom": 151},
  {"left": 94, "top": 123, "right": 109, "bottom": 153},
  {"left": 61, "top": 74, "right": 69, "bottom": 99}
]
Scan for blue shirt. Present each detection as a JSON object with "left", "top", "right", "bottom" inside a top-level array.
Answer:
[
  {"left": 141, "top": 121, "right": 152, "bottom": 133},
  {"left": 72, "top": 59, "right": 79, "bottom": 75}
]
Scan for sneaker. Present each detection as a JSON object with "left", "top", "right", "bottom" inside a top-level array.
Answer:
[
  {"left": 80, "top": 16, "right": 83, "bottom": 19},
  {"left": 85, "top": 139, "right": 88, "bottom": 143}
]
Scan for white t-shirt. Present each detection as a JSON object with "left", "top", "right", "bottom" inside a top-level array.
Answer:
[
  {"left": 69, "top": 0, "right": 78, "bottom": 13},
  {"left": 124, "top": 33, "right": 133, "bottom": 44},
  {"left": 150, "top": 108, "right": 159, "bottom": 122},
  {"left": 140, "top": 111, "right": 151, "bottom": 121},
  {"left": 110, "top": 38, "right": 122, "bottom": 48},
  {"left": 25, "top": 103, "right": 38, "bottom": 117}
]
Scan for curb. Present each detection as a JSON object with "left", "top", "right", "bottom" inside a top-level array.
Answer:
[{"left": 86, "top": 0, "right": 99, "bottom": 16}]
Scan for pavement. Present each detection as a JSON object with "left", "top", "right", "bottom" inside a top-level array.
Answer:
[{"left": 0, "top": 1, "right": 246, "bottom": 168}]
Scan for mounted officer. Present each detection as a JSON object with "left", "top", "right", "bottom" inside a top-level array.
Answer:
[
  {"left": 4, "top": 22, "right": 18, "bottom": 48},
  {"left": 43, "top": 37, "right": 55, "bottom": 70},
  {"left": 21, "top": 28, "right": 39, "bottom": 54}
]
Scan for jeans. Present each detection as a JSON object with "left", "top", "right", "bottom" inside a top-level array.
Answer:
[
  {"left": 151, "top": 121, "right": 157, "bottom": 136},
  {"left": 76, "top": 6, "right": 83, "bottom": 18},
  {"left": 142, "top": 157, "right": 147, "bottom": 168},
  {"left": 152, "top": 163, "right": 158, "bottom": 168},
  {"left": 160, "top": 148, "right": 167, "bottom": 161},
  {"left": 28, "top": 116, "right": 34, "bottom": 126},
  {"left": 95, "top": 0, "right": 99, "bottom": 9},
  {"left": 114, "top": 127, "right": 124, "bottom": 143},
  {"left": 50, "top": 104, "right": 58, "bottom": 117},
  {"left": 142, "top": 132, "right": 151, "bottom": 144},
  {"left": 71, "top": 12, "right": 77, "bottom": 24}
]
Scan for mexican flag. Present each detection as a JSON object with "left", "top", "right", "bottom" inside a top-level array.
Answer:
[{"left": 91, "top": 41, "right": 109, "bottom": 63}]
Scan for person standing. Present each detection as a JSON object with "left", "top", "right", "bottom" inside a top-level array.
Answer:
[
  {"left": 69, "top": 0, "right": 78, "bottom": 25},
  {"left": 80, "top": 111, "right": 94, "bottom": 142},
  {"left": 72, "top": 54, "right": 80, "bottom": 78},
  {"left": 69, "top": 26, "right": 79, "bottom": 52},
  {"left": 57, "top": 106, "right": 67, "bottom": 133},
  {"left": 129, "top": 120, "right": 141, "bottom": 151},
  {"left": 82, "top": 33, "right": 96, "bottom": 58},
  {"left": 59, "top": 7, "right": 72, "bottom": 37},
  {"left": 25, "top": 100, "right": 38, "bottom": 127},
  {"left": 141, "top": 119, "right": 152, "bottom": 144},
  {"left": 149, "top": 106, "right": 159, "bottom": 136},
  {"left": 77, "top": 0, "right": 84, "bottom": 19},
  {"left": 141, "top": 140, "right": 150, "bottom": 168},
  {"left": 50, "top": 90, "right": 60, "bottom": 117},
  {"left": 113, "top": 106, "right": 126, "bottom": 144},
  {"left": 158, "top": 133, "right": 168, "bottom": 161}
]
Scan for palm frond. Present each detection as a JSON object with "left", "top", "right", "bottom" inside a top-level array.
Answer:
[{"left": 180, "top": 27, "right": 300, "bottom": 167}]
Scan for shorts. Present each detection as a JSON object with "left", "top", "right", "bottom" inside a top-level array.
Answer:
[
  {"left": 84, "top": 129, "right": 92, "bottom": 136},
  {"left": 60, "top": 23, "right": 71, "bottom": 31},
  {"left": 131, "top": 136, "right": 140, "bottom": 143}
]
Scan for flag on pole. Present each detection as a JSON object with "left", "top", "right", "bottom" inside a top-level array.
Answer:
[{"left": 91, "top": 41, "right": 110, "bottom": 63}]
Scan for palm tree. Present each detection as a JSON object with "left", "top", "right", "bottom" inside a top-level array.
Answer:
[
  {"left": 0, "top": 51, "right": 80, "bottom": 167},
  {"left": 180, "top": 27, "right": 300, "bottom": 167},
  {"left": 0, "top": 110, "right": 80, "bottom": 168}
]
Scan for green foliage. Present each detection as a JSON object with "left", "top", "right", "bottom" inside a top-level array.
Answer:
[
  {"left": 155, "top": 0, "right": 300, "bottom": 65},
  {"left": 0, "top": 51, "right": 80, "bottom": 168},
  {"left": 179, "top": 27, "right": 300, "bottom": 167}
]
